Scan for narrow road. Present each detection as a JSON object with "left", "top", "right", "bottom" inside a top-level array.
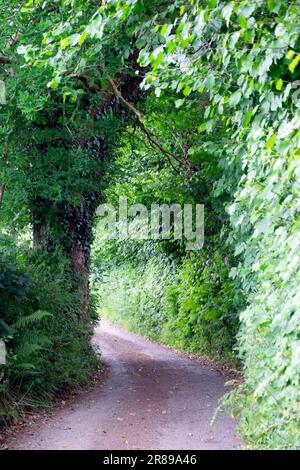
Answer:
[{"left": 8, "top": 320, "right": 242, "bottom": 450}]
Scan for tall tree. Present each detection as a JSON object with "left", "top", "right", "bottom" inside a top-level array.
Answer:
[{"left": 0, "top": 1, "right": 144, "bottom": 319}]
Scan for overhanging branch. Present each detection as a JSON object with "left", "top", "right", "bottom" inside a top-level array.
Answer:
[
  {"left": 0, "top": 55, "right": 11, "bottom": 64},
  {"left": 108, "top": 76, "right": 142, "bottom": 120}
]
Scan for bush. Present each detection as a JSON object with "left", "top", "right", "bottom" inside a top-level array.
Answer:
[
  {"left": 0, "top": 235, "right": 98, "bottom": 426},
  {"left": 93, "top": 238, "right": 241, "bottom": 362},
  {"left": 221, "top": 147, "right": 300, "bottom": 449},
  {"left": 95, "top": 255, "right": 175, "bottom": 341},
  {"left": 160, "top": 247, "right": 242, "bottom": 359}
]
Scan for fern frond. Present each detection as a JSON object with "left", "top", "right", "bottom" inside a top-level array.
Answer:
[
  {"left": 15, "top": 341, "right": 42, "bottom": 359},
  {"left": 0, "top": 318, "right": 15, "bottom": 335},
  {"left": 13, "top": 310, "right": 52, "bottom": 329},
  {"left": 15, "top": 332, "right": 52, "bottom": 359}
]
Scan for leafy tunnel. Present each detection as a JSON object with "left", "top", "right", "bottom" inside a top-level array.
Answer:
[{"left": 0, "top": 0, "right": 300, "bottom": 450}]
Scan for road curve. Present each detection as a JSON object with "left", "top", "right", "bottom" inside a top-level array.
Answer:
[{"left": 8, "top": 320, "right": 242, "bottom": 450}]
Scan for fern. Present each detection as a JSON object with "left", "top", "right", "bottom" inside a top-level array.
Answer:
[
  {"left": 13, "top": 310, "right": 52, "bottom": 329},
  {"left": 15, "top": 336, "right": 51, "bottom": 359},
  {"left": 0, "top": 242, "right": 97, "bottom": 426},
  {"left": 0, "top": 318, "right": 14, "bottom": 335}
]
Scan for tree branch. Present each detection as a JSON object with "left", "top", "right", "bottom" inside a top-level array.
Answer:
[
  {"left": 0, "top": 55, "right": 11, "bottom": 64},
  {"left": 107, "top": 76, "right": 142, "bottom": 120},
  {"left": 134, "top": 118, "right": 186, "bottom": 166},
  {"left": 0, "top": 183, "right": 5, "bottom": 210}
]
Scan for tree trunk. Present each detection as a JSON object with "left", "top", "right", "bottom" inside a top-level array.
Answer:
[
  {"left": 69, "top": 237, "right": 90, "bottom": 321},
  {"left": 33, "top": 222, "right": 47, "bottom": 249},
  {"left": 30, "top": 196, "right": 97, "bottom": 322},
  {"left": 64, "top": 194, "right": 99, "bottom": 322},
  {"left": 0, "top": 183, "right": 5, "bottom": 210}
]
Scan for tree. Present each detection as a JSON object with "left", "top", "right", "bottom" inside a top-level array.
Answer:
[{"left": 0, "top": 0, "right": 144, "bottom": 319}]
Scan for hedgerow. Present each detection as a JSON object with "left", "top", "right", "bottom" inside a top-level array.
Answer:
[
  {"left": 1, "top": 0, "right": 299, "bottom": 449},
  {"left": 0, "top": 235, "right": 98, "bottom": 426}
]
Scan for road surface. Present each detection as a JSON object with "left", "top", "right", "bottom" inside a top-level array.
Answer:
[{"left": 8, "top": 320, "right": 242, "bottom": 450}]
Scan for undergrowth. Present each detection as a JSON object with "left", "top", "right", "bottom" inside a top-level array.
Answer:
[
  {"left": 0, "top": 234, "right": 98, "bottom": 427},
  {"left": 92, "top": 238, "right": 241, "bottom": 365}
]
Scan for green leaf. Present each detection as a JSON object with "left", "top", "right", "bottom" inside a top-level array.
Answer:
[
  {"left": 288, "top": 54, "right": 300, "bottom": 74},
  {"left": 198, "top": 123, "right": 206, "bottom": 133},
  {"left": 183, "top": 85, "right": 191, "bottom": 96},
  {"left": 238, "top": 16, "right": 248, "bottom": 29},
  {"left": 228, "top": 90, "right": 242, "bottom": 107},
  {"left": 60, "top": 37, "right": 69, "bottom": 49},
  {"left": 47, "top": 76, "right": 60, "bottom": 90},
  {"left": 78, "top": 31, "right": 88, "bottom": 46},
  {"left": 175, "top": 98, "right": 185, "bottom": 108},
  {"left": 152, "top": 50, "right": 164, "bottom": 68},
  {"left": 275, "top": 79, "right": 283, "bottom": 91},
  {"left": 265, "top": 134, "right": 276, "bottom": 149},
  {"left": 286, "top": 50, "right": 295, "bottom": 60},
  {"left": 244, "top": 110, "right": 253, "bottom": 126},
  {"left": 221, "top": 2, "right": 235, "bottom": 26}
]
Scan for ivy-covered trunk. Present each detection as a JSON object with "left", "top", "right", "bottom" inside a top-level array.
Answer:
[
  {"left": 64, "top": 194, "right": 99, "bottom": 322},
  {"left": 33, "top": 222, "right": 47, "bottom": 249},
  {"left": 69, "top": 238, "right": 90, "bottom": 321},
  {"left": 31, "top": 192, "right": 100, "bottom": 321},
  {"left": 31, "top": 197, "right": 52, "bottom": 250},
  {"left": 20, "top": 62, "right": 141, "bottom": 323}
]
